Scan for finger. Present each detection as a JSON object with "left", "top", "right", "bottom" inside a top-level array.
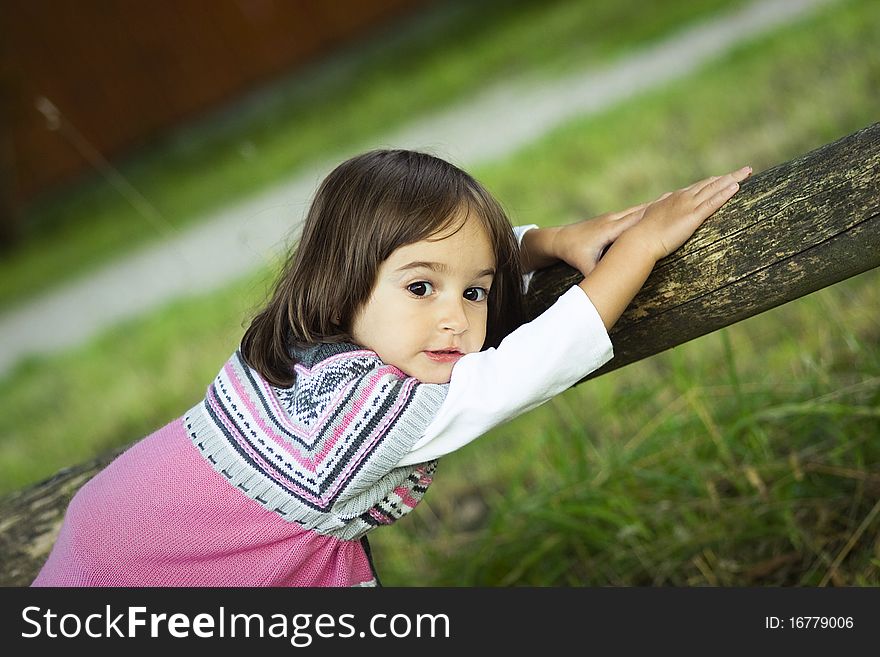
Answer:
[
  {"left": 693, "top": 166, "right": 752, "bottom": 203},
  {"left": 688, "top": 166, "right": 751, "bottom": 194},
  {"left": 612, "top": 204, "right": 648, "bottom": 224},
  {"left": 612, "top": 207, "right": 647, "bottom": 233},
  {"left": 686, "top": 175, "right": 720, "bottom": 193},
  {"left": 601, "top": 207, "right": 647, "bottom": 244},
  {"left": 610, "top": 201, "right": 649, "bottom": 220},
  {"left": 694, "top": 181, "right": 740, "bottom": 216}
]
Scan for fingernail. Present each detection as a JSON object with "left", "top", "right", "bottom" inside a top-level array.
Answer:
[{"left": 728, "top": 182, "right": 739, "bottom": 191}]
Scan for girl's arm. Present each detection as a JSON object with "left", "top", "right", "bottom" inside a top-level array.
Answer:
[
  {"left": 519, "top": 166, "right": 752, "bottom": 329},
  {"left": 581, "top": 166, "right": 751, "bottom": 329}
]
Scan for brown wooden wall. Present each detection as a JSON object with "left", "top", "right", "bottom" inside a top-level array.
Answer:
[{"left": 0, "top": 0, "right": 426, "bottom": 212}]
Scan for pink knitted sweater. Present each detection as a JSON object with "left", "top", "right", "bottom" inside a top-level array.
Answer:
[{"left": 33, "top": 344, "right": 444, "bottom": 586}]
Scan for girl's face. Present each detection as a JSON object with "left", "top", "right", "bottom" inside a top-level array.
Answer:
[{"left": 350, "top": 212, "right": 496, "bottom": 384}]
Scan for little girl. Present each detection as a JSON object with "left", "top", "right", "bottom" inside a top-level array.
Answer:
[{"left": 33, "top": 149, "right": 750, "bottom": 587}]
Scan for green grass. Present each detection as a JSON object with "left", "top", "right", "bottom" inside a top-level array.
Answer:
[
  {"left": 2, "top": 0, "right": 878, "bottom": 585},
  {"left": 1, "top": 0, "right": 748, "bottom": 309}
]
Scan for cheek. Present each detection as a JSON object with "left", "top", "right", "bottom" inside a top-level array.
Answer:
[{"left": 471, "top": 307, "right": 490, "bottom": 341}]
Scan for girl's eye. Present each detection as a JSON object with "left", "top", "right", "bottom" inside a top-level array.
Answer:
[
  {"left": 407, "top": 281, "right": 434, "bottom": 297},
  {"left": 464, "top": 287, "right": 488, "bottom": 302}
]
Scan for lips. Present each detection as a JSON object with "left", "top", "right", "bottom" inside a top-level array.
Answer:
[{"left": 424, "top": 349, "right": 464, "bottom": 363}]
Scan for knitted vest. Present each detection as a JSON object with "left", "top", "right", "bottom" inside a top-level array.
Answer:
[{"left": 184, "top": 343, "right": 447, "bottom": 540}]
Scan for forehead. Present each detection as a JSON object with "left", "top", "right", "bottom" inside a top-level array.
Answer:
[{"left": 384, "top": 214, "right": 496, "bottom": 273}]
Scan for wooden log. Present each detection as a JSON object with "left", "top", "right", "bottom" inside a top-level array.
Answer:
[
  {"left": 1, "top": 123, "right": 879, "bottom": 585},
  {"left": 524, "top": 122, "right": 880, "bottom": 380},
  {"left": 0, "top": 449, "right": 124, "bottom": 586}
]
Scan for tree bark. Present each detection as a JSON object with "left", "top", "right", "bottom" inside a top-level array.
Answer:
[{"left": 2, "top": 123, "right": 879, "bottom": 585}]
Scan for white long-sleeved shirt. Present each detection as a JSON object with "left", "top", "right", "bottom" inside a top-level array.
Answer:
[{"left": 397, "top": 225, "right": 613, "bottom": 466}]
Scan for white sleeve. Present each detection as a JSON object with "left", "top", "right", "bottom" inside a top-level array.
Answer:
[
  {"left": 512, "top": 223, "right": 539, "bottom": 293},
  {"left": 396, "top": 285, "right": 613, "bottom": 466}
]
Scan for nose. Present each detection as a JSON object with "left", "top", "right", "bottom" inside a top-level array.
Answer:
[{"left": 439, "top": 296, "right": 469, "bottom": 334}]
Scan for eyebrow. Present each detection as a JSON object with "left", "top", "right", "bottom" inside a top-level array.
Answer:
[{"left": 395, "top": 261, "right": 496, "bottom": 278}]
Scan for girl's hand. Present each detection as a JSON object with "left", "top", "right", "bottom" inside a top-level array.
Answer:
[
  {"left": 552, "top": 203, "right": 650, "bottom": 276},
  {"left": 627, "top": 166, "right": 752, "bottom": 262},
  {"left": 519, "top": 203, "right": 649, "bottom": 276},
  {"left": 577, "top": 165, "right": 752, "bottom": 331}
]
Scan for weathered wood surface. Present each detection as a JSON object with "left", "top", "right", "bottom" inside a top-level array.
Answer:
[
  {"left": 0, "top": 448, "right": 125, "bottom": 585},
  {"left": 2, "top": 123, "right": 879, "bottom": 586},
  {"left": 525, "top": 122, "right": 880, "bottom": 380}
]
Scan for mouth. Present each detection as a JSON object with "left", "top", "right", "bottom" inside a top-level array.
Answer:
[{"left": 423, "top": 349, "right": 464, "bottom": 363}]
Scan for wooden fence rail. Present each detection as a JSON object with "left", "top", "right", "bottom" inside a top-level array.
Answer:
[
  {"left": 525, "top": 122, "right": 880, "bottom": 379},
  {"left": 1, "top": 122, "right": 878, "bottom": 585}
]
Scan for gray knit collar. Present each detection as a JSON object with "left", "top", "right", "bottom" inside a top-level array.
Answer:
[{"left": 291, "top": 341, "right": 367, "bottom": 368}]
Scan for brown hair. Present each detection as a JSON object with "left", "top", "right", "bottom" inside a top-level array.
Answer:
[{"left": 241, "top": 149, "right": 524, "bottom": 387}]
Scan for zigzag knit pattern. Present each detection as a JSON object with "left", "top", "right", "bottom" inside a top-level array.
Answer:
[{"left": 184, "top": 344, "right": 447, "bottom": 540}]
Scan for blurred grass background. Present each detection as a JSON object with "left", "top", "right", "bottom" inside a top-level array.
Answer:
[{"left": 2, "top": 0, "right": 878, "bottom": 585}]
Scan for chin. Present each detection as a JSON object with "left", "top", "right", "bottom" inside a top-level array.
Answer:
[
  {"left": 393, "top": 356, "right": 456, "bottom": 384},
  {"left": 414, "top": 366, "right": 454, "bottom": 385},
  {"left": 410, "top": 372, "right": 450, "bottom": 385}
]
